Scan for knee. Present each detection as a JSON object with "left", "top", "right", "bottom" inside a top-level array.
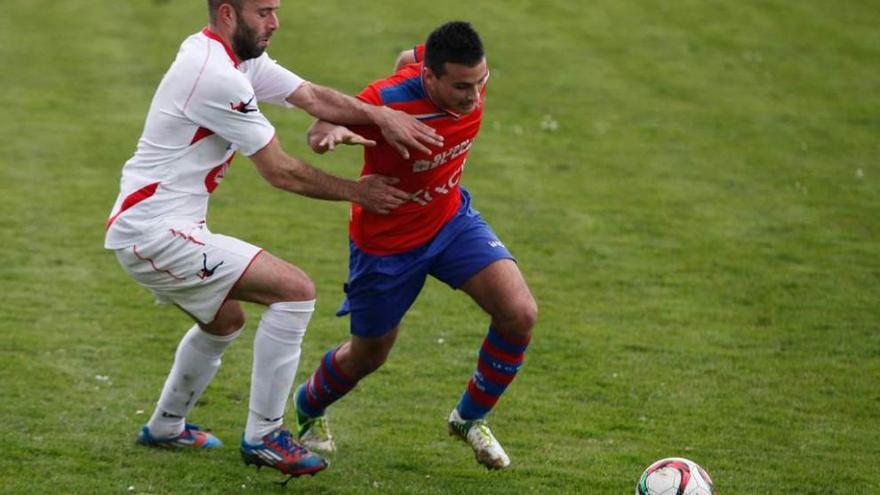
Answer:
[
  {"left": 279, "top": 270, "right": 316, "bottom": 302},
  {"left": 345, "top": 344, "right": 392, "bottom": 379},
  {"left": 203, "top": 312, "right": 246, "bottom": 336},
  {"left": 295, "top": 275, "right": 316, "bottom": 301},
  {"left": 497, "top": 297, "right": 538, "bottom": 339},
  {"left": 228, "top": 312, "right": 247, "bottom": 333}
]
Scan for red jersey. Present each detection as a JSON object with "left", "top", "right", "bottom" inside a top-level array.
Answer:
[{"left": 350, "top": 45, "right": 486, "bottom": 255}]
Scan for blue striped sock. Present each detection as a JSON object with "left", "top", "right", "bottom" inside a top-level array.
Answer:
[
  {"left": 457, "top": 326, "right": 530, "bottom": 420},
  {"left": 296, "top": 347, "right": 357, "bottom": 418}
]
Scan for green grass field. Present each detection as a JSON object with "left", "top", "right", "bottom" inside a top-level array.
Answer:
[{"left": 1, "top": 1, "right": 878, "bottom": 493}]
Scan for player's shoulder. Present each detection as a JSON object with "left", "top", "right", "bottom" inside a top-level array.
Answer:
[
  {"left": 365, "top": 65, "right": 424, "bottom": 106},
  {"left": 381, "top": 63, "right": 421, "bottom": 86},
  {"left": 171, "top": 35, "right": 248, "bottom": 94},
  {"left": 171, "top": 30, "right": 241, "bottom": 79}
]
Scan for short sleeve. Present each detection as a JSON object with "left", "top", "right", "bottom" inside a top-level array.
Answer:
[
  {"left": 357, "top": 83, "right": 382, "bottom": 106},
  {"left": 241, "top": 53, "right": 306, "bottom": 107},
  {"left": 183, "top": 70, "right": 276, "bottom": 156}
]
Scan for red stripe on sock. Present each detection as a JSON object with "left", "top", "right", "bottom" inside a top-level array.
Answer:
[
  {"left": 305, "top": 376, "right": 329, "bottom": 407},
  {"left": 481, "top": 340, "right": 524, "bottom": 366},
  {"left": 318, "top": 358, "right": 352, "bottom": 395},
  {"left": 467, "top": 379, "right": 500, "bottom": 409},
  {"left": 327, "top": 348, "right": 355, "bottom": 386},
  {"left": 477, "top": 360, "right": 516, "bottom": 386}
]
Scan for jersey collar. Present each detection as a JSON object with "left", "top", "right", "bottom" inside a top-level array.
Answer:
[{"left": 202, "top": 27, "right": 240, "bottom": 68}]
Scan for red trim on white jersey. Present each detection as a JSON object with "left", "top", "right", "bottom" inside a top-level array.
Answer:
[
  {"left": 105, "top": 182, "right": 160, "bottom": 230},
  {"left": 201, "top": 27, "right": 239, "bottom": 67},
  {"left": 205, "top": 154, "right": 236, "bottom": 193},
  {"left": 190, "top": 126, "right": 215, "bottom": 145}
]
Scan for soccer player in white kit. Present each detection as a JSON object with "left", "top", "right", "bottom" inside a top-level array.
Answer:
[{"left": 104, "top": 0, "right": 442, "bottom": 481}]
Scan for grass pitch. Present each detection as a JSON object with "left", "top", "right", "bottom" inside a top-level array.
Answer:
[{"left": 1, "top": 1, "right": 878, "bottom": 493}]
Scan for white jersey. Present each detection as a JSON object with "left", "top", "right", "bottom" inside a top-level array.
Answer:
[{"left": 105, "top": 28, "right": 305, "bottom": 249}]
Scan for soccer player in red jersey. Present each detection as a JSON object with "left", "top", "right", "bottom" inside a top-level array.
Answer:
[{"left": 294, "top": 21, "right": 538, "bottom": 470}]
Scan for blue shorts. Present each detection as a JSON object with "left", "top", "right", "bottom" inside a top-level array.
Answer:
[{"left": 336, "top": 188, "right": 515, "bottom": 337}]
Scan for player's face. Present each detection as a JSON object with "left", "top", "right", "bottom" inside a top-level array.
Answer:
[
  {"left": 232, "top": 0, "right": 280, "bottom": 61},
  {"left": 424, "top": 59, "right": 489, "bottom": 114}
]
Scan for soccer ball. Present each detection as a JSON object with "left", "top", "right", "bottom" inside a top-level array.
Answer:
[{"left": 636, "top": 457, "right": 714, "bottom": 495}]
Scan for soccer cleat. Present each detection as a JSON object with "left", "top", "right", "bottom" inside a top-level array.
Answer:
[
  {"left": 294, "top": 385, "right": 336, "bottom": 453},
  {"left": 447, "top": 408, "right": 511, "bottom": 470},
  {"left": 240, "top": 427, "right": 328, "bottom": 480},
  {"left": 136, "top": 423, "right": 222, "bottom": 449}
]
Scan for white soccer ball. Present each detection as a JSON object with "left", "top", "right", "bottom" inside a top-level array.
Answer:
[{"left": 636, "top": 457, "right": 714, "bottom": 495}]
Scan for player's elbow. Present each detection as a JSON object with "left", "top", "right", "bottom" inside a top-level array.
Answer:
[
  {"left": 267, "top": 171, "right": 308, "bottom": 195},
  {"left": 289, "top": 82, "right": 321, "bottom": 116},
  {"left": 259, "top": 166, "right": 289, "bottom": 189},
  {"left": 255, "top": 159, "right": 296, "bottom": 191},
  {"left": 270, "top": 158, "right": 316, "bottom": 195},
  {"left": 251, "top": 138, "right": 306, "bottom": 191},
  {"left": 394, "top": 49, "right": 415, "bottom": 72}
]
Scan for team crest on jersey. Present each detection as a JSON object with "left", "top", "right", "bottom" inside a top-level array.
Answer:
[
  {"left": 412, "top": 138, "right": 473, "bottom": 173},
  {"left": 231, "top": 95, "right": 258, "bottom": 114}
]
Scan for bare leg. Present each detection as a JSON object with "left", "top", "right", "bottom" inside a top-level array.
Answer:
[
  {"left": 295, "top": 327, "right": 399, "bottom": 420},
  {"left": 460, "top": 259, "right": 538, "bottom": 342},
  {"left": 334, "top": 327, "right": 399, "bottom": 380},
  {"left": 456, "top": 258, "right": 537, "bottom": 419},
  {"left": 447, "top": 259, "right": 537, "bottom": 469}
]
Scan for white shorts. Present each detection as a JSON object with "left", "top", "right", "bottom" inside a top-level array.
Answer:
[{"left": 114, "top": 224, "right": 263, "bottom": 324}]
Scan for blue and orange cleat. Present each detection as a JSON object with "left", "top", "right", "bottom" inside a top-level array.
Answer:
[
  {"left": 240, "top": 428, "right": 328, "bottom": 484},
  {"left": 136, "top": 423, "right": 222, "bottom": 449}
]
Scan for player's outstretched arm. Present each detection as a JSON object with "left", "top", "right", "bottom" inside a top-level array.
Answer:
[
  {"left": 250, "top": 136, "right": 409, "bottom": 215},
  {"left": 307, "top": 120, "right": 375, "bottom": 154},
  {"left": 287, "top": 82, "right": 442, "bottom": 159}
]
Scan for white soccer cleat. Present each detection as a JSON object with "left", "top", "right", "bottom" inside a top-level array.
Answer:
[
  {"left": 294, "top": 384, "right": 336, "bottom": 453},
  {"left": 297, "top": 415, "right": 335, "bottom": 453},
  {"left": 447, "top": 408, "right": 511, "bottom": 470}
]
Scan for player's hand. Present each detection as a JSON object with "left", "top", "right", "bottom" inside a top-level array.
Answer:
[
  {"left": 317, "top": 126, "right": 376, "bottom": 153},
  {"left": 356, "top": 174, "right": 410, "bottom": 215},
  {"left": 377, "top": 107, "right": 443, "bottom": 159}
]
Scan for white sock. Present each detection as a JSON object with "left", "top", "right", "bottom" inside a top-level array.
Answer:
[
  {"left": 146, "top": 324, "right": 242, "bottom": 439},
  {"left": 245, "top": 300, "right": 314, "bottom": 444}
]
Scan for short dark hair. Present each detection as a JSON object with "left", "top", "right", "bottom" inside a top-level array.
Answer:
[
  {"left": 207, "top": 0, "right": 244, "bottom": 23},
  {"left": 424, "top": 21, "right": 485, "bottom": 77}
]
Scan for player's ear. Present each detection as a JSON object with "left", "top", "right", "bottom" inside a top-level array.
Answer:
[
  {"left": 218, "top": 3, "right": 237, "bottom": 26},
  {"left": 422, "top": 65, "right": 436, "bottom": 84}
]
